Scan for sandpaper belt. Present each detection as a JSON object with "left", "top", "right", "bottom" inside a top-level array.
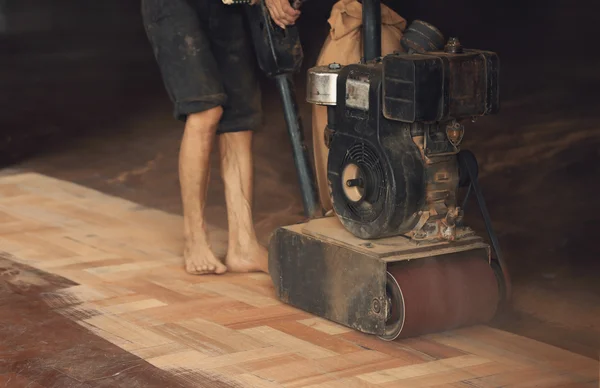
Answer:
[{"left": 388, "top": 252, "right": 500, "bottom": 339}]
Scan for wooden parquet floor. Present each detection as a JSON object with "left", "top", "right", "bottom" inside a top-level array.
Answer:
[{"left": 0, "top": 172, "right": 597, "bottom": 387}]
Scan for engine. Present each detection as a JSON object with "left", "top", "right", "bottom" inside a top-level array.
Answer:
[{"left": 307, "top": 20, "right": 500, "bottom": 240}]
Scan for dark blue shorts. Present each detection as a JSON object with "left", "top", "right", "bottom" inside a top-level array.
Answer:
[{"left": 142, "top": 0, "right": 262, "bottom": 133}]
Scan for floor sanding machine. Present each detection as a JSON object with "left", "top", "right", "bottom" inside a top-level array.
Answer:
[{"left": 243, "top": 0, "right": 511, "bottom": 340}]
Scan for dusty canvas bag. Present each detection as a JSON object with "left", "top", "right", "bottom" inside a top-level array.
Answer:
[{"left": 312, "top": 0, "right": 407, "bottom": 212}]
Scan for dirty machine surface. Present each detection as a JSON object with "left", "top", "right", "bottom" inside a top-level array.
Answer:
[
  {"left": 243, "top": 0, "right": 510, "bottom": 341},
  {"left": 268, "top": 11, "right": 510, "bottom": 342}
]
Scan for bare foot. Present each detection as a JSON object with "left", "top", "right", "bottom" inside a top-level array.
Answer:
[
  {"left": 225, "top": 242, "right": 269, "bottom": 273},
  {"left": 184, "top": 242, "right": 227, "bottom": 275}
]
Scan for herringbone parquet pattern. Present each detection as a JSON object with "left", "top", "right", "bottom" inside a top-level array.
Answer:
[{"left": 0, "top": 172, "right": 597, "bottom": 387}]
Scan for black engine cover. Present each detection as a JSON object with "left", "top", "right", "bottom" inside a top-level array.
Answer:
[
  {"left": 382, "top": 50, "right": 499, "bottom": 123},
  {"left": 327, "top": 64, "right": 425, "bottom": 239},
  {"left": 244, "top": 1, "right": 303, "bottom": 77}
]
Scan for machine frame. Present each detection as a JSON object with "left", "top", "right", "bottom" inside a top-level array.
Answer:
[{"left": 246, "top": 0, "right": 510, "bottom": 341}]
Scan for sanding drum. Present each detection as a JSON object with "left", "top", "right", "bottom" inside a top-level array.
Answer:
[{"left": 381, "top": 253, "right": 501, "bottom": 341}]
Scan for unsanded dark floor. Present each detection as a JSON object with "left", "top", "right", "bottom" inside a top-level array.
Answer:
[{"left": 0, "top": 257, "right": 198, "bottom": 388}]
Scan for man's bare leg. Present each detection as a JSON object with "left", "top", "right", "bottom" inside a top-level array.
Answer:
[
  {"left": 219, "top": 130, "right": 268, "bottom": 273},
  {"left": 180, "top": 107, "right": 227, "bottom": 275}
]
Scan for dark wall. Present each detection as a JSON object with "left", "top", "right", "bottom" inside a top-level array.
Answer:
[
  {"left": 0, "top": 0, "right": 597, "bottom": 163},
  {"left": 0, "top": 0, "right": 155, "bottom": 163},
  {"left": 2, "top": 0, "right": 595, "bottom": 63},
  {"left": 387, "top": 0, "right": 595, "bottom": 59},
  {"left": 1, "top": 0, "right": 141, "bottom": 35}
]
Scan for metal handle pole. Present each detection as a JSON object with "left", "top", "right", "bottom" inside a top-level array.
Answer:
[
  {"left": 275, "top": 74, "right": 321, "bottom": 219},
  {"left": 458, "top": 150, "right": 512, "bottom": 302},
  {"left": 362, "top": 0, "right": 382, "bottom": 61}
]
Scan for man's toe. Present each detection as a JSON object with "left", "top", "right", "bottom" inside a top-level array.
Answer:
[
  {"left": 185, "top": 261, "right": 196, "bottom": 273},
  {"left": 215, "top": 264, "right": 227, "bottom": 274}
]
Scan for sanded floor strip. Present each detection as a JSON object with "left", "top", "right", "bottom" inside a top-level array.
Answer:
[{"left": 0, "top": 172, "right": 597, "bottom": 387}]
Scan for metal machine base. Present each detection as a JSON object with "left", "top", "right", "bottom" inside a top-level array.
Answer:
[{"left": 268, "top": 216, "right": 501, "bottom": 340}]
